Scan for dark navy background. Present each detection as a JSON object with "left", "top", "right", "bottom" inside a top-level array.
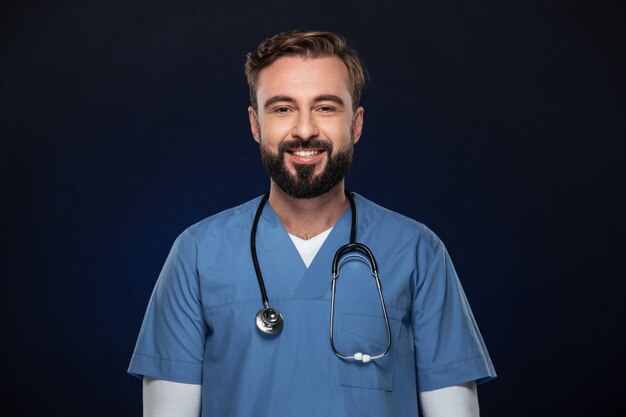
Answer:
[{"left": 2, "top": 1, "right": 624, "bottom": 416}]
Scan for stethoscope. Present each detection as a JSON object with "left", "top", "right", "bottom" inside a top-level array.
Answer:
[{"left": 250, "top": 191, "right": 392, "bottom": 363}]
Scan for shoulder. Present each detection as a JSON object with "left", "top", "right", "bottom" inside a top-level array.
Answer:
[
  {"left": 354, "top": 193, "right": 441, "bottom": 249},
  {"left": 173, "top": 195, "right": 264, "bottom": 249}
]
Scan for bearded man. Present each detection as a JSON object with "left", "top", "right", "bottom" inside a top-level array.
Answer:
[{"left": 129, "top": 30, "right": 496, "bottom": 417}]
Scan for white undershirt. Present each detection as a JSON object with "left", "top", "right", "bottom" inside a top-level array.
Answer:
[
  {"left": 143, "top": 378, "right": 201, "bottom": 417},
  {"left": 142, "top": 231, "right": 480, "bottom": 416},
  {"left": 419, "top": 382, "right": 480, "bottom": 417},
  {"left": 288, "top": 227, "right": 333, "bottom": 267}
]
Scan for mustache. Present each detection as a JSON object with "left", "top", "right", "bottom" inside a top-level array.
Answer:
[{"left": 278, "top": 138, "right": 333, "bottom": 153}]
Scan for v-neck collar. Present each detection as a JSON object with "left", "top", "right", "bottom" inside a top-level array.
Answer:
[
  {"left": 293, "top": 207, "right": 351, "bottom": 299},
  {"left": 255, "top": 201, "right": 352, "bottom": 300}
]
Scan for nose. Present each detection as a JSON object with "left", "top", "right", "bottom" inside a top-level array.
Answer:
[{"left": 290, "top": 111, "right": 319, "bottom": 141}]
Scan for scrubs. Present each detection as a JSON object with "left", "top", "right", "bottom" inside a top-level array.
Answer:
[{"left": 128, "top": 194, "right": 496, "bottom": 416}]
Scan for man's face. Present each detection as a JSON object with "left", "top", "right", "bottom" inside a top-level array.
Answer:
[{"left": 248, "top": 56, "right": 364, "bottom": 199}]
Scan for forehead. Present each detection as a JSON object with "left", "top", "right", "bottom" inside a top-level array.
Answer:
[{"left": 256, "top": 56, "right": 352, "bottom": 103}]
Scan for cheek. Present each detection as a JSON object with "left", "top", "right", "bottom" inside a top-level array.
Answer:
[
  {"left": 322, "top": 121, "right": 354, "bottom": 142},
  {"left": 258, "top": 119, "right": 292, "bottom": 141}
]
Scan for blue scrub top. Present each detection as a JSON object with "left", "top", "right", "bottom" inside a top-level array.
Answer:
[{"left": 128, "top": 194, "right": 496, "bottom": 416}]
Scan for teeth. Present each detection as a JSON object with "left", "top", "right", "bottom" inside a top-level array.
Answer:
[{"left": 293, "top": 150, "right": 320, "bottom": 157}]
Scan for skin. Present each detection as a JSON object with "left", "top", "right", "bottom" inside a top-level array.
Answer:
[{"left": 248, "top": 55, "right": 364, "bottom": 239}]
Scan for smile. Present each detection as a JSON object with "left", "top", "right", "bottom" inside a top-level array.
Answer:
[
  {"left": 292, "top": 150, "right": 320, "bottom": 157},
  {"left": 286, "top": 149, "right": 325, "bottom": 164}
]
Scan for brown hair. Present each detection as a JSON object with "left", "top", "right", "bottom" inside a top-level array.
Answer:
[{"left": 245, "top": 30, "right": 366, "bottom": 111}]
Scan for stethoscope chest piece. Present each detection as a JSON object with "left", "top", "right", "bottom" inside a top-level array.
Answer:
[{"left": 255, "top": 307, "right": 284, "bottom": 335}]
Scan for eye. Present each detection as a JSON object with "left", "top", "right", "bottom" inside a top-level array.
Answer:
[
  {"left": 272, "top": 106, "right": 291, "bottom": 114},
  {"left": 318, "top": 105, "right": 336, "bottom": 113}
]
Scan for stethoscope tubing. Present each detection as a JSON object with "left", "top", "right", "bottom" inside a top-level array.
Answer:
[
  {"left": 329, "top": 245, "right": 392, "bottom": 361},
  {"left": 251, "top": 192, "right": 271, "bottom": 309},
  {"left": 251, "top": 191, "right": 392, "bottom": 361}
]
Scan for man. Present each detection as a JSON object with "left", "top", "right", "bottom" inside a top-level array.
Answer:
[{"left": 129, "top": 30, "right": 496, "bottom": 417}]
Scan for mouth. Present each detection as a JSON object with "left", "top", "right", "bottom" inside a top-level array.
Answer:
[{"left": 286, "top": 149, "right": 326, "bottom": 164}]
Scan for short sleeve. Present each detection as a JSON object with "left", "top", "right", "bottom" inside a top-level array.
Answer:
[
  {"left": 128, "top": 231, "right": 207, "bottom": 384},
  {"left": 412, "top": 239, "right": 496, "bottom": 392}
]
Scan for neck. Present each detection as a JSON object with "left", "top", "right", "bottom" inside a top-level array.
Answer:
[{"left": 268, "top": 181, "right": 349, "bottom": 240}]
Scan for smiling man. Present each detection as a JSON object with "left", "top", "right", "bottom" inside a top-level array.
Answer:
[
  {"left": 250, "top": 54, "right": 363, "bottom": 239},
  {"left": 129, "top": 30, "right": 496, "bottom": 417},
  {"left": 252, "top": 55, "right": 361, "bottom": 203}
]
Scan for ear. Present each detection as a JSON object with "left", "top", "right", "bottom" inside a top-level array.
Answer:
[
  {"left": 248, "top": 106, "right": 260, "bottom": 143},
  {"left": 352, "top": 106, "right": 364, "bottom": 144}
]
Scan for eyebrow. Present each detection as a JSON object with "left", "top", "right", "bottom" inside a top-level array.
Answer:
[{"left": 263, "top": 94, "right": 345, "bottom": 110}]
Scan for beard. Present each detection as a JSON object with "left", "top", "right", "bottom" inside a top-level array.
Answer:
[{"left": 260, "top": 137, "right": 353, "bottom": 199}]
